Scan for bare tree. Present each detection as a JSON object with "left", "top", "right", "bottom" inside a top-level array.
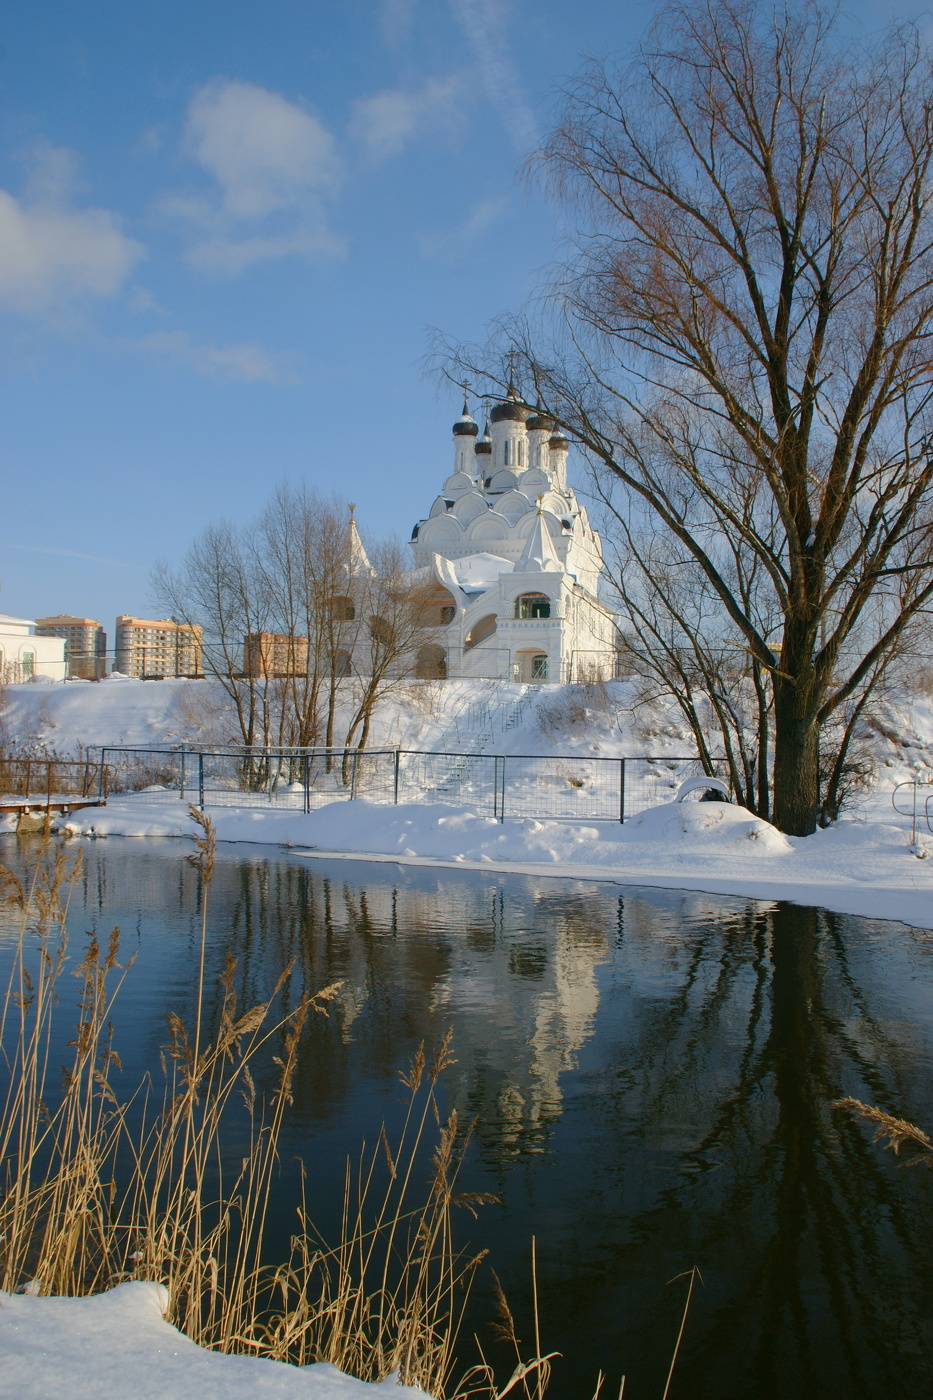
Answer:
[
  {"left": 443, "top": 0, "right": 933, "bottom": 834},
  {"left": 156, "top": 491, "right": 438, "bottom": 766},
  {"left": 343, "top": 543, "right": 442, "bottom": 755},
  {"left": 155, "top": 521, "right": 276, "bottom": 749}
]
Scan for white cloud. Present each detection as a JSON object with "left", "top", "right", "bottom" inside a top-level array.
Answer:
[
  {"left": 186, "top": 78, "right": 339, "bottom": 218},
  {"left": 0, "top": 144, "right": 143, "bottom": 315},
  {"left": 161, "top": 79, "right": 342, "bottom": 274},
  {"left": 419, "top": 193, "right": 510, "bottom": 258},
  {"left": 136, "top": 329, "right": 295, "bottom": 383},
  {"left": 349, "top": 75, "right": 465, "bottom": 162},
  {"left": 448, "top": 0, "right": 538, "bottom": 152},
  {"left": 185, "top": 229, "right": 344, "bottom": 276}
]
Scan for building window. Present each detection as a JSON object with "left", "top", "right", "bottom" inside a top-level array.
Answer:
[
  {"left": 333, "top": 596, "right": 355, "bottom": 621},
  {"left": 503, "top": 439, "right": 511, "bottom": 467},
  {"left": 518, "top": 438, "right": 525, "bottom": 466},
  {"left": 334, "top": 651, "right": 352, "bottom": 677},
  {"left": 531, "top": 654, "right": 548, "bottom": 679},
  {"left": 515, "top": 593, "right": 551, "bottom": 619},
  {"left": 21, "top": 652, "right": 34, "bottom": 677},
  {"left": 440, "top": 605, "right": 456, "bottom": 625},
  {"left": 416, "top": 644, "right": 447, "bottom": 679}
]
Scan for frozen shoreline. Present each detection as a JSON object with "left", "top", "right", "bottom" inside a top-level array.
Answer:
[{"left": 1, "top": 791, "right": 925, "bottom": 930}]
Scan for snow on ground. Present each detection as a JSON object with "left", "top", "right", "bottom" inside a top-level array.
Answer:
[
  {"left": 4, "top": 675, "right": 933, "bottom": 930},
  {"left": 0, "top": 1282, "right": 429, "bottom": 1400},
  {"left": 30, "top": 793, "right": 933, "bottom": 931}
]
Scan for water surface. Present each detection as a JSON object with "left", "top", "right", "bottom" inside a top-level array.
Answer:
[{"left": 2, "top": 836, "right": 932, "bottom": 1400}]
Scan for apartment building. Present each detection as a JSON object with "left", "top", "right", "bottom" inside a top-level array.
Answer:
[
  {"left": 115, "top": 616, "right": 203, "bottom": 678},
  {"left": 35, "top": 615, "right": 108, "bottom": 679},
  {"left": 243, "top": 631, "right": 310, "bottom": 677}
]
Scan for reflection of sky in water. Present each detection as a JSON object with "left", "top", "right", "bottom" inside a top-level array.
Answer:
[{"left": 2, "top": 836, "right": 933, "bottom": 1400}]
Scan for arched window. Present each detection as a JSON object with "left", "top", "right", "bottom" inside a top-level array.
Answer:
[
  {"left": 503, "top": 439, "right": 511, "bottom": 467},
  {"left": 416, "top": 644, "right": 447, "bottom": 679},
  {"left": 515, "top": 593, "right": 551, "bottom": 619},
  {"left": 518, "top": 438, "right": 525, "bottom": 466},
  {"left": 465, "top": 614, "right": 497, "bottom": 650},
  {"left": 333, "top": 651, "right": 352, "bottom": 677},
  {"left": 20, "top": 651, "right": 35, "bottom": 678},
  {"left": 333, "top": 596, "right": 355, "bottom": 621},
  {"left": 369, "top": 616, "right": 394, "bottom": 645}
]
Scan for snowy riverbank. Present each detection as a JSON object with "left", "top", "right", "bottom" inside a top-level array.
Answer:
[
  {"left": 0, "top": 1283, "right": 430, "bottom": 1400},
  {"left": 3, "top": 674, "right": 933, "bottom": 928},
  {"left": 6, "top": 792, "right": 925, "bottom": 930}
]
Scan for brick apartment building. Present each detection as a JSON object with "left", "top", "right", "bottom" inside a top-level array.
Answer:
[
  {"left": 34, "top": 616, "right": 108, "bottom": 679},
  {"left": 114, "top": 616, "right": 203, "bottom": 678},
  {"left": 242, "top": 631, "right": 310, "bottom": 677}
]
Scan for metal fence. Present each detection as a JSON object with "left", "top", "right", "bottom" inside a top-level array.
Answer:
[{"left": 96, "top": 744, "right": 729, "bottom": 823}]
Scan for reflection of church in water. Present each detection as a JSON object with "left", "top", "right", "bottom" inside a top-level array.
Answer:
[{"left": 410, "top": 390, "right": 621, "bottom": 682}]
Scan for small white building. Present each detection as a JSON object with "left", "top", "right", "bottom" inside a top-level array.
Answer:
[
  {"left": 409, "top": 392, "right": 621, "bottom": 682},
  {"left": 0, "top": 614, "right": 67, "bottom": 683}
]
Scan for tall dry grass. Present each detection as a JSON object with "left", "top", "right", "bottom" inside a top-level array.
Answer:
[{"left": 0, "top": 812, "right": 554, "bottom": 1400}]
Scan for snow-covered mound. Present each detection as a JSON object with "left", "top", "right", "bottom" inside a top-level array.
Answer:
[{"left": 0, "top": 1281, "right": 430, "bottom": 1400}]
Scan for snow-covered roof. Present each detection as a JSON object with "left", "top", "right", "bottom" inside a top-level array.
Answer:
[{"left": 451, "top": 552, "right": 513, "bottom": 592}]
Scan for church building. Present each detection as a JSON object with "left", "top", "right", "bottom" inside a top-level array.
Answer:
[{"left": 410, "top": 389, "right": 621, "bottom": 682}]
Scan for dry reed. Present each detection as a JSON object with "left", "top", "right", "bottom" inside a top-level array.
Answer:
[
  {"left": 1, "top": 819, "right": 692, "bottom": 1399},
  {"left": 0, "top": 816, "right": 541, "bottom": 1399},
  {"left": 834, "top": 1097, "right": 933, "bottom": 1168}
]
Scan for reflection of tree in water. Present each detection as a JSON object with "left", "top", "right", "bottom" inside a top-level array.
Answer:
[
  {"left": 523, "top": 899, "right": 933, "bottom": 1400},
  {"left": 57, "top": 846, "right": 933, "bottom": 1400}
]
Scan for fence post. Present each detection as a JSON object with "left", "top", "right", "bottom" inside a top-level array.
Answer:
[
  {"left": 493, "top": 755, "right": 500, "bottom": 820},
  {"left": 198, "top": 753, "right": 204, "bottom": 812},
  {"left": 98, "top": 749, "right": 107, "bottom": 801},
  {"left": 394, "top": 749, "right": 400, "bottom": 804},
  {"left": 499, "top": 755, "right": 506, "bottom": 824},
  {"left": 351, "top": 748, "right": 360, "bottom": 801},
  {"left": 619, "top": 758, "right": 625, "bottom": 824},
  {"left": 180, "top": 745, "right": 187, "bottom": 801},
  {"left": 304, "top": 754, "right": 310, "bottom": 815}
]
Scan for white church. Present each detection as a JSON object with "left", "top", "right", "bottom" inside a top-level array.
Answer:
[{"left": 409, "top": 388, "right": 621, "bottom": 682}]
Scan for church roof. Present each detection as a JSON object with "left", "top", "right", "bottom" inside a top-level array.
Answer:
[
  {"left": 347, "top": 508, "right": 374, "bottom": 575},
  {"left": 515, "top": 509, "right": 559, "bottom": 573}
]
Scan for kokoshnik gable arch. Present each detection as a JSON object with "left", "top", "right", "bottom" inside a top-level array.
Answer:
[{"left": 409, "top": 390, "right": 621, "bottom": 682}]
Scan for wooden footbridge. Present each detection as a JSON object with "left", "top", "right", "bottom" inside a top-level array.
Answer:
[{"left": 0, "top": 757, "right": 107, "bottom": 831}]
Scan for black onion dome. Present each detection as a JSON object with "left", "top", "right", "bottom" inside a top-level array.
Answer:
[
  {"left": 527, "top": 414, "right": 553, "bottom": 432},
  {"left": 549, "top": 430, "right": 569, "bottom": 448},
  {"left": 453, "top": 414, "right": 478, "bottom": 436},
  {"left": 474, "top": 438, "right": 492, "bottom": 455},
  {"left": 489, "top": 398, "right": 529, "bottom": 424}
]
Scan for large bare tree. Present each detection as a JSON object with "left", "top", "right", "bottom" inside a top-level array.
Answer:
[{"left": 445, "top": 0, "right": 933, "bottom": 834}]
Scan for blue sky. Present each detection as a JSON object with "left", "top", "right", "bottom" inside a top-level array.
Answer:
[{"left": 0, "top": 0, "right": 923, "bottom": 634}]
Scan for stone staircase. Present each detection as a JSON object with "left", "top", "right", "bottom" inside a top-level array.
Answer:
[{"left": 421, "top": 682, "right": 542, "bottom": 796}]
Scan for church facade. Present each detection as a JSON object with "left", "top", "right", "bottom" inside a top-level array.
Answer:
[{"left": 409, "top": 391, "right": 621, "bottom": 682}]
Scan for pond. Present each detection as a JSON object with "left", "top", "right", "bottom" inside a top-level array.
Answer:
[{"left": 2, "top": 836, "right": 933, "bottom": 1400}]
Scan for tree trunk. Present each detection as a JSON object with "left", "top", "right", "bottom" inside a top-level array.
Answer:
[{"left": 772, "top": 680, "right": 821, "bottom": 836}]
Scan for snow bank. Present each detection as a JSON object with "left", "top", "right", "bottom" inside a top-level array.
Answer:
[
  {"left": 0, "top": 1282, "right": 430, "bottom": 1400},
  {"left": 48, "top": 795, "right": 933, "bottom": 930}
]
